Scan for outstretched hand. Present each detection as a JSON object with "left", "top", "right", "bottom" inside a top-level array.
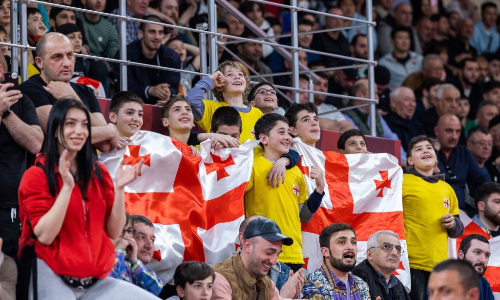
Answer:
[
  {"left": 115, "top": 158, "right": 144, "bottom": 190},
  {"left": 59, "top": 149, "right": 75, "bottom": 190}
]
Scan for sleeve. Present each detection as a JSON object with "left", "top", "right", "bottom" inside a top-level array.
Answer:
[
  {"left": 79, "top": 84, "right": 102, "bottom": 113},
  {"left": 96, "top": 162, "right": 116, "bottom": 223},
  {"left": 130, "top": 260, "right": 164, "bottom": 296},
  {"left": 19, "top": 80, "right": 53, "bottom": 108},
  {"left": 19, "top": 95, "right": 40, "bottom": 126},
  {"left": 447, "top": 215, "right": 464, "bottom": 238},
  {"left": 246, "top": 165, "right": 255, "bottom": 192},
  {"left": 109, "top": 249, "right": 130, "bottom": 281},
  {"left": 356, "top": 278, "right": 371, "bottom": 300},
  {"left": 186, "top": 76, "right": 213, "bottom": 121},
  {"left": 105, "top": 24, "right": 120, "bottom": 58},
  {"left": 301, "top": 273, "right": 325, "bottom": 300},
  {"left": 282, "top": 149, "right": 300, "bottom": 169},
  {"left": 211, "top": 272, "right": 233, "bottom": 300}
]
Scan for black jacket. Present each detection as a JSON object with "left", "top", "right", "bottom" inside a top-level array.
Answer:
[
  {"left": 352, "top": 259, "right": 411, "bottom": 300},
  {"left": 384, "top": 111, "right": 425, "bottom": 153}
]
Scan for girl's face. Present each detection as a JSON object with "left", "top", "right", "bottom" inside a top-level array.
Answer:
[
  {"left": 168, "top": 40, "right": 187, "bottom": 63},
  {"left": 66, "top": 31, "right": 83, "bottom": 54},
  {"left": 56, "top": 108, "right": 89, "bottom": 154},
  {"left": 222, "top": 66, "right": 247, "bottom": 95},
  {"left": 457, "top": 99, "right": 470, "bottom": 118},
  {"left": 0, "top": 31, "right": 8, "bottom": 54},
  {"left": 161, "top": 100, "right": 194, "bottom": 131},
  {"left": 0, "top": 0, "right": 10, "bottom": 26}
]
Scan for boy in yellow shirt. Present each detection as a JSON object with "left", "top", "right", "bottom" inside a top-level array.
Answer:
[
  {"left": 403, "top": 135, "right": 464, "bottom": 300},
  {"left": 245, "top": 113, "right": 325, "bottom": 272}
]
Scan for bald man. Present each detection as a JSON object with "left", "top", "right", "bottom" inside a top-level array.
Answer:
[
  {"left": 19, "top": 32, "right": 119, "bottom": 152},
  {"left": 435, "top": 114, "right": 489, "bottom": 215}
]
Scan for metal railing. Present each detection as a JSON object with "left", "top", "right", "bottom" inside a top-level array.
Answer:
[{"left": 10, "top": 0, "right": 378, "bottom": 135}]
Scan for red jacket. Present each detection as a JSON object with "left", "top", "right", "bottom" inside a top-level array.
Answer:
[{"left": 18, "top": 157, "right": 116, "bottom": 279}]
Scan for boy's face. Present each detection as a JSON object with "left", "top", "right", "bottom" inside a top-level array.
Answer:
[
  {"left": 222, "top": 66, "right": 247, "bottom": 95},
  {"left": 161, "top": 100, "right": 194, "bottom": 131},
  {"left": 122, "top": 220, "right": 134, "bottom": 239},
  {"left": 260, "top": 120, "right": 291, "bottom": 155},
  {"left": 167, "top": 40, "right": 187, "bottom": 63},
  {"left": 407, "top": 140, "right": 437, "bottom": 170},
  {"left": 250, "top": 84, "right": 278, "bottom": 112},
  {"left": 290, "top": 110, "right": 320, "bottom": 146},
  {"left": 340, "top": 135, "right": 367, "bottom": 154},
  {"left": 176, "top": 277, "right": 214, "bottom": 300},
  {"left": 215, "top": 125, "right": 241, "bottom": 139},
  {"left": 109, "top": 101, "right": 144, "bottom": 138},
  {"left": 66, "top": 31, "right": 83, "bottom": 54},
  {"left": 27, "top": 12, "right": 47, "bottom": 37}
]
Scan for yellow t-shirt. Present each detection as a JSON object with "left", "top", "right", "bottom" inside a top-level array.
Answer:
[
  {"left": 245, "top": 156, "right": 308, "bottom": 264},
  {"left": 402, "top": 174, "right": 459, "bottom": 272},
  {"left": 197, "top": 100, "right": 264, "bottom": 143}
]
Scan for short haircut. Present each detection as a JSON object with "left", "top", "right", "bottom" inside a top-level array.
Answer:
[
  {"left": 337, "top": 129, "right": 366, "bottom": 150},
  {"left": 422, "top": 54, "right": 441, "bottom": 71},
  {"left": 254, "top": 113, "right": 289, "bottom": 142},
  {"left": 366, "top": 230, "right": 399, "bottom": 249},
  {"left": 131, "top": 215, "right": 154, "bottom": 227},
  {"left": 139, "top": 15, "right": 164, "bottom": 32},
  {"left": 211, "top": 106, "right": 242, "bottom": 132},
  {"left": 407, "top": 135, "right": 436, "bottom": 158},
  {"left": 481, "top": 2, "right": 497, "bottom": 13},
  {"left": 239, "top": 29, "right": 258, "bottom": 44},
  {"left": 350, "top": 79, "right": 367, "bottom": 97},
  {"left": 240, "top": 1, "right": 266, "bottom": 16},
  {"left": 36, "top": 32, "right": 68, "bottom": 59},
  {"left": 57, "top": 23, "right": 81, "bottom": 36},
  {"left": 436, "top": 83, "right": 459, "bottom": 99},
  {"left": 165, "top": 38, "right": 183, "bottom": 48},
  {"left": 49, "top": 7, "right": 75, "bottom": 21},
  {"left": 217, "top": 21, "right": 229, "bottom": 31},
  {"left": 432, "top": 259, "right": 480, "bottom": 292},
  {"left": 459, "top": 234, "right": 489, "bottom": 256},
  {"left": 173, "top": 261, "right": 215, "bottom": 288},
  {"left": 160, "top": 95, "right": 191, "bottom": 119},
  {"left": 459, "top": 58, "right": 478, "bottom": 70},
  {"left": 350, "top": 34, "right": 367, "bottom": 47},
  {"left": 484, "top": 81, "right": 500, "bottom": 94},
  {"left": 285, "top": 103, "right": 318, "bottom": 129},
  {"left": 475, "top": 182, "right": 500, "bottom": 206},
  {"left": 466, "top": 126, "right": 490, "bottom": 142},
  {"left": 319, "top": 223, "right": 355, "bottom": 248},
  {"left": 298, "top": 17, "right": 315, "bottom": 27},
  {"left": 391, "top": 26, "right": 412, "bottom": 39},
  {"left": 213, "top": 60, "right": 250, "bottom": 102},
  {"left": 110, "top": 91, "right": 144, "bottom": 114},
  {"left": 27, "top": 7, "right": 42, "bottom": 18}
]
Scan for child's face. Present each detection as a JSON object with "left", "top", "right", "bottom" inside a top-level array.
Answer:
[
  {"left": 215, "top": 125, "right": 241, "bottom": 139},
  {"left": 177, "top": 277, "right": 213, "bottom": 300},
  {"left": 222, "top": 66, "right": 247, "bottom": 95},
  {"left": 290, "top": 110, "right": 320, "bottom": 146},
  {"left": 122, "top": 220, "right": 134, "bottom": 239},
  {"left": 250, "top": 84, "right": 278, "bottom": 112},
  {"left": 27, "top": 12, "right": 47, "bottom": 36},
  {"left": 0, "top": 0, "right": 10, "bottom": 26},
  {"left": 168, "top": 40, "right": 187, "bottom": 63},
  {"left": 408, "top": 140, "right": 437, "bottom": 170},
  {"left": 260, "top": 120, "right": 291, "bottom": 154},
  {"left": 66, "top": 31, "right": 83, "bottom": 54},
  {"left": 110, "top": 101, "right": 144, "bottom": 138},
  {"left": 341, "top": 136, "right": 367, "bottom": 154},
  {"left": 0, "top": 31, "right": 8, "bottom": 54},
  {"left": 161, "top": 100, "right": 194, "bottom": 131},
  {"left": 457, "top": 99, "right": 470, "bottom": 118}
]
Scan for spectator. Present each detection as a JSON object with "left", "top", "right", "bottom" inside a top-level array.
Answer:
[
  {"left": 489, "top": 115, "right": 500, "bottom": 165},
  {"left": 274, "top": 50, "right": 308, "bottom": 101},
  {"left": 485, "top": 55, "right": 500, "bottom": 82},
  {"left": 446, "top": 0, "right": 478, "bottom": 21},
  {"left": 459, "top": 97, "right": 474, "bottom": 134},
  {"left": 377, "top": 3, "right": 422, "bottom": 57},
  {"left": 77, "top": 0, "right": 119, "bottom": 59},
  {"left": 108, "top": 91, "right": 143, "bottom": 146},
  {"left": 17, "top": 99, "right": 153, "bottom": 300},
  {"left": 312, "top": 72, "right": 354, "bottom": 132},
  {"left": 0, "top": 54, "right": 43, "bottom": 258},
  {"left": 447, "top": 58, "right": 483, "bottom": 118},
  {"left": 156, "top": 0, "right": 197, "bottom": 45},
  {"left": 427, "top": 260, "right": 480, "bottom": 300},
  {"left": 240, "top": 1, "right": 273, "bottom": 37},
  {"left": 27, "top": 8, "right": 48, "bottom": 47},
  {"left": 283, "top": 75, "right": 310, "bottom": 109},
  {"left": 470, "top": 2, "right": 499, "bottom": 55},
  {"left": 467, "top": 127, "right": 500, "bottom": 186},
  {"left": 435, "top": 114, "right": 489, "bottom": 214},
  {"left": 483, "top": 81, "right": 500, "bottom": 106},
  {"left": 337, "top": 129, "right": 370, "bottom": 154},
  {"left": 110, "top": 0, "right": 149, "bottom": 45},
  {"left": 419, "top": 83, "right": 459, "bottom": 138},
  {"left": 350, "top": 34, "right": 368, "bottom": 78},
  {"left": 415, "top": 16, "right": 434, "bottom": 54},
  {"left": 19, "top": 32, "right": 119, "bottom": 152},
  {"left": 477, "top": 56, "right": 489, "bottom": 82},
  {"left": 211, "top": 217, "right": 294, "bottom": 299},
  {"left": 285, "top": 103, "right": 321, "bottom": 148},
  {"left": 0, "top": 0, "right": 10, "bottom": 37},
  {"left": 338, "top": 0, "right": 377, "bottom": 48},
  {"left": 302, "top": 223, "right": 371, "bottom": 299},
  {"left": 218, "top": 12, "right": 244, "bottom": 54},
  {"left": 49, "top": 7, "right": 76, "bottom": 31},
  {"left": 245, "top": 114, "right": 325, "bottom": 271},
  {"left": 472, "top": 182, "right": 500, "bottom": 238},
  {"left": 324, "top": 60, "right": 358, "bottom": 109},
  {"left": 448, "top": 11, "right": 461, "bottom": 37},
  {"left": 248, "top": 82, "right": 279, "bottom": 115},
  {"left": 236, "top": 30, "right": 273, "bottom": 84},
  {"left": 473, "top": 100, "right": 499, "bottom": 132},
  {"left": 447, "top": 18, "right": 478, "bottom": 68},
  {"left": 373, "top": 65, "right": 392, "bottom": 113},
  {"left": 458, "top": 234, "right": 495, "bottom": 300},
  {"left": 114, "top": 15, "right": 181, "bottom": 106},
  {"left": 384, "top": 87, "right": 425, "bottom": 154},
  {"left": 404, "top": 135, "right": 463, "bottom": 300},
  {"left": 431, "top": 14, "right": 452, "bottom": 42},
  {"left": 379, "top": 26, "right": 424, "bottom": 91},
  {"left": 165, "top": 38, "right": 200, "bottom": 95},
  {"left": 352, "top": 230, "right": 411, "bottom": 300},
  {"left": 403, "top": 54, "right": 445, "bottom": 92},
  {"left": 214, "top": 22, "right": 231, "bottom": 63},
  {"left": 413, "top": 78, "right": 443, "bottom": 121},
  {"left": 171, "top": 261, "right": 214, "bottom": 300},
  {"left": 110, "top": 213, "right": 164, "bottom": 296}
]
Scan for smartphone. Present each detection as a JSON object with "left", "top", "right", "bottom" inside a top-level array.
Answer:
[{"left": 4, "top": 72, "right": 19, "bottom": 91}]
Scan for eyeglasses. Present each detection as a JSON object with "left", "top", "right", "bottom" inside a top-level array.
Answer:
[
  {"left": 370, "top": 242, "right": 404, "bottom": 256},
  {"left": 256, "top": 89, "right": 277, "bottom": 96},
  {"left": 445, "top": 165, "right": 457, "bottom": 181},
  {"left": 121, "top": 228, "right": 136, "bottom": 236}
]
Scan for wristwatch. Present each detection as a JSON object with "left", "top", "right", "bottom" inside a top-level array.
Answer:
[{"left": 2, "top": 108, "right": 11, "bottom": 118}]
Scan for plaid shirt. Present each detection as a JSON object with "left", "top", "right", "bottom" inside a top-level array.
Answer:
[
  {"left": 302, "top": 262, "right": 371, "bottom": 300},
  {"left": 109, "top": 8, "right": 143, "bottom": 45}
]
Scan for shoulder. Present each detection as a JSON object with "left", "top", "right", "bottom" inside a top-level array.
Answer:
[
  {"left": 353, "top": 274, "right": 369, "bottom": 289},
  {"left": 248, "top": 106, "right": 264, "bottom": 116}
]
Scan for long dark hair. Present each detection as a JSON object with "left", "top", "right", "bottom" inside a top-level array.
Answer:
[{"left": 43, "top": 99, "right": 94, "bottom": 198}]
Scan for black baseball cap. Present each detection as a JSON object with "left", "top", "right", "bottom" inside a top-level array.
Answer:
[{"left": 243, "top": 217, "right": 293, "bottom": 246}]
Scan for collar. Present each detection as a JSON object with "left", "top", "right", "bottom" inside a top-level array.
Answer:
[
  {"left": 406, "top": 167, "right": 445, "bottom": 183},
  {"left": 369, "top": 261, "right": 398, "bottom": 289}
]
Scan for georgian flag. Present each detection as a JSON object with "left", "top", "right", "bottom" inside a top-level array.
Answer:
[
  {"left": 292, "top": 138, "right": 410, "bottom": 290},
  {"left": 99, "top": 130, "right": 258, "bottom": 283}
]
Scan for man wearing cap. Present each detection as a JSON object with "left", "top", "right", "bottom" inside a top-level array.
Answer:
[{"left": 211, "top": 217, "right": 296, "bottom": 300}]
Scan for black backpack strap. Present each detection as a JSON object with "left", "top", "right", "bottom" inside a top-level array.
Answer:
[
  {"left": 36, "top": 162, "right": 55, "bottom": 199},
  {"left": 93, "top": 161, "right": 103, "bottom": 186}
]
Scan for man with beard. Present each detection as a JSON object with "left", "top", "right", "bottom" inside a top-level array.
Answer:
[
  {"left": 211, "top": 217, "right": 296, "bottom": 299},
  {"left": 472, "top": 182, "right": 500, "bottom": 238},
  {"left": 113, "top": 15, "right": 180, "bottom": 106},
  {"left": 352, "top": 231, "right": 410, "bottom": 300},
  {"left": 302, "top": 223, "right": 372, "bottom": 300},
  {"left": 447, "top": 58, "right": 484, "bottom": 118},
  {"left": 458, "top": 235, "right": 495, "bottom": 300}
]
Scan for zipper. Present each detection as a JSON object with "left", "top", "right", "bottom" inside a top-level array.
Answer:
[{"left": 82, "top": 197, "right": 93, "bottom": 274}]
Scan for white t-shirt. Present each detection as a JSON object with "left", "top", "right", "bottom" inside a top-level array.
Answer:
[{"left": 317, "top": 103, "right": 346, "bottom": 122}]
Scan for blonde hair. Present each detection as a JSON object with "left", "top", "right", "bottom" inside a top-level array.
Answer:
[{"left": 212, "top": 61, "right": 251, "bottom": 102}]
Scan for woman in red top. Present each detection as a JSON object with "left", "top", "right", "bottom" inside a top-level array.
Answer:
[{"left": 18, "top": 99, "right": 159, "bottom": 299}]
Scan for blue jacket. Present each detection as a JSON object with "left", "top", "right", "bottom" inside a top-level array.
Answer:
[{"left": 480, "top": 277, "right": 495, "bottom": 300}]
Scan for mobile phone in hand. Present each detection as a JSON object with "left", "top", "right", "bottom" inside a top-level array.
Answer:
[{"left": 4, "top": 72, "right": 19, "bottom": 91}]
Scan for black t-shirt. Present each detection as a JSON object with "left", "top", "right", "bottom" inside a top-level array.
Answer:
[
  {"left": 19, "top": 75, "right": 102, "bottom": 114},
  {"left": 0, "top": 95, "right": 40, "bottom": 207}
]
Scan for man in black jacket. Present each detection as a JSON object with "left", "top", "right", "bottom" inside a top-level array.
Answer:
[{"left": 352, "top": 230, "right": 410, "bottom": 300}]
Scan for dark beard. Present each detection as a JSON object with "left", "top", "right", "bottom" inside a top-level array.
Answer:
[
  {"left": 467, "top": 260, "right": 487, "bottom": 277},
  {"left": 329, "top": 256, "right": 356, "bottom": 272},
  {"left": 484, "top": 207, "right": 500, "bottom": 226}
]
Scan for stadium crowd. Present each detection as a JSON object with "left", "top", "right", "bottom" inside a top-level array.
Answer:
[{"left": 0, "top": 0, "right": 500, "bottom": 299}]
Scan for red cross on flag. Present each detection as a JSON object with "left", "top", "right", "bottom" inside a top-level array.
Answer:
[
  {"left": 448, "top": 210, "right": 500, "bottom": 298},
  {"left": 292, "top": 139, "right": 411, "bottom": 290},
  {"left": 99, "top": 131, "right": 258, "bottom": 283}
]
